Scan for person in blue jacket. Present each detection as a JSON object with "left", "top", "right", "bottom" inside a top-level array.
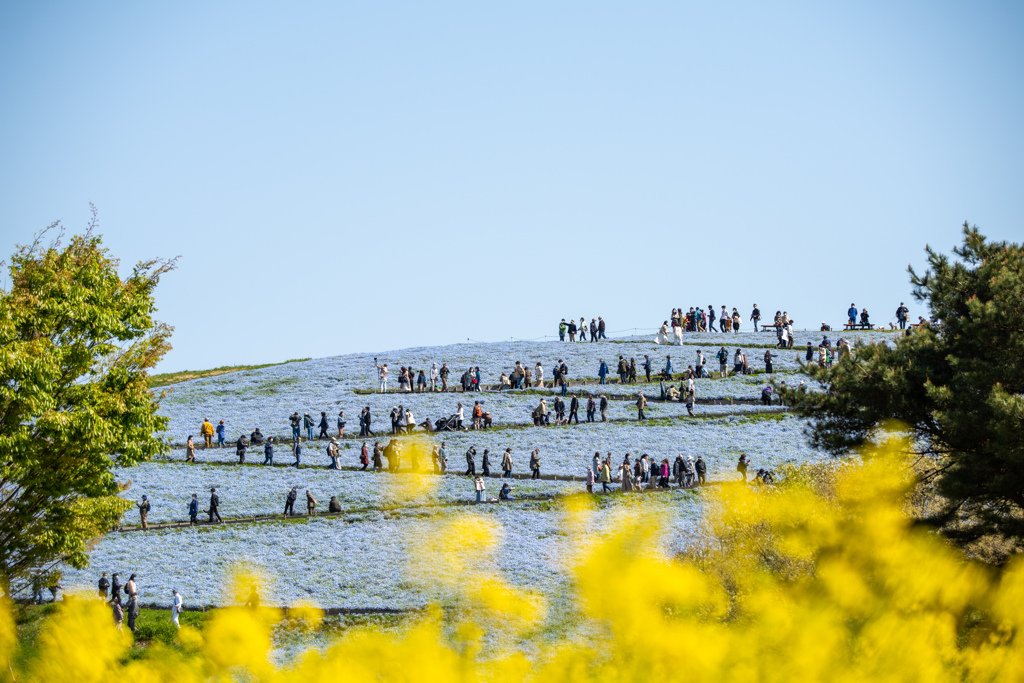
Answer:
[
  {"left": 598, "top": 359, "right": 608, "bottom": 385},
  {"left": 188, "top": 494, "right": 199, "bottom": 526},
  {"left": 215, "top": 420, "right": 226, "bottom": 447},
  {"left": 848, "top": 304, "right": 858, "bottom": 325}
]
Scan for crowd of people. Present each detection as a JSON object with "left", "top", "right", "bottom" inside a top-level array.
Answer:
[
  {"left": 34, "top": 571, "right": 182, "bottom": 633},
  {"left": 557, "top": 317, "right": 608, "bottom": 341}
]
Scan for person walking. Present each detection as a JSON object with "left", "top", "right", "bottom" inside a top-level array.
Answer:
[
  {"left": 750, "top": 304, "right": 762, "bottom": 332},
  {"left": 636, "top": 392, "right": 647, "bottom": 421},
  {"left": 360, "top": 441, "right": 370, "bottom": 470},
  {"left": 328, "top": 438, "right": 340, "bottom": 469},
  {"left": 474, "top": 476, "right": 485, "bottom": 503},
  {"left": 430, "top": 363, "right": 440, "bottom": 391},
  {"left": 137, "top": 495, "right": 150, "bottom": 531},
  {"left": 285, "top": 487, "right": 297, "bottom": 515},
  {"left": 372, "top": 442, "right": 383, "bottom": 471},
  {"left": 599, "top": 394, "right": 609, "bottom": 422},
  {"left": 439, "top": 363, "right": 450, "bottom": 392},
  {"left": 568, "top": 394, "right": 579, "bottom": 424},
  {"left": 465, "top": 446, "right": 477, "bottom": 475},
  {"left": 578, "top": 317, "right": 587, "bottom": 341},
  {"left": 590, "top": 318, "right": 598, "bottom": 342},
  {"left": 200, "top": 418, "right": 214, "bottom": 449},
  {"left": 896, "top": 302, "right": 909, "bottom": 329},
  {"left": 597, "top": 316, "right": 606, "bottom": 339},
  {"left": 216, "top": 420, "right": 226, "bottom": 447},
  {"left": 317, "top": 411, "right": 329, "bottom": 439},
  {"left": 125, "top": 574, "right": 139, "bottom": 632},
  {"left": 171, "top": 589, "right": 183, "bottom": 629},
  {"left": 293, "top": 437, "right": 302, "bottom": 468},
  {"left": 110, "top": 573, "right": 123, "bottom": 606},
  {"left": 534, "top": 362, "right": 543, "bottom": 388},
  {"left": 185, "top": 436, "right": 196, "bottom": 462},
  {"left": 586, "top": 466, "right": 595, "bottom": 493},
  {"left": 263, "top": 437, "right": 274, "bottom": 465},
  {"left": 481, "top": 448, "right": 491, "bottom": 476},
  {"left": 586, "top": 395, "right": 596, "bottom": 422},
  {"left": 306, "top": 490, "right": 317, "bottom": 516},
  {"left": 501, "top": 448, "right": 513, "bottom": 477},
  {"left": 567, "top": 319, "right": 577, "bottom": 342},
  {"left": 529, "top": 449, "right": 541, "bottom": 479},
  {"left": 303, "top": 412, "right": 315, "bottom": 441},
  {"left": 207, "top": 488, "right": 222, "bottom": 523},
  {"left": 189, "top": 493, "right": 199, "bottom": 525}
]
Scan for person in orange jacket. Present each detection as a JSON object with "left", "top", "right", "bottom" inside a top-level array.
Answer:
[{"left": 199, "top": 419, "right": 215, "bottom": 449}]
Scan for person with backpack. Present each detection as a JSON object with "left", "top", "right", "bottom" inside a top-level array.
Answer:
[
  {"left": 327, "top": 439, "right": 340, "bottom": 469},
  {"left": 207, "top": 488, "right": 222, "bottom": 523},
  {"left": 716, "top": 347, "right": 729, "bottom": 377},
  {"left": 643, "top": 355, "right": 652, "bottom": 383},
  {"left": 529, "top": 449, "right": 541, "bottom": 479},
  {"left": 136, "top": 496, "right": 150, "bottom": 531},
  {"left": 235, "top": 434, "right": 248, "bottom": 464},
  {"left": 896, "top": 302, "right": 909, "bottom": 329}
]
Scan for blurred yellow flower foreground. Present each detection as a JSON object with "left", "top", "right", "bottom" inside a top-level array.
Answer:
[{"left": 2, "top": 437, "right": 1022, "bottom": 682}]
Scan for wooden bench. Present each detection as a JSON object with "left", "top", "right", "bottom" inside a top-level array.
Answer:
[{"left": 843, "top": 323, "right": 875, "bottom": 330}]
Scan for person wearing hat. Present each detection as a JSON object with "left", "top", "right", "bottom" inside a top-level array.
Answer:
[{"left": 136, "top": 495, "right": 150, "bottom": 531}]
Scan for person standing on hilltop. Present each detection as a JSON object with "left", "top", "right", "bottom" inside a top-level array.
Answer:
[
  {"left": 598, "top": 316, "right": 606, "bottom": 339},
  {"left": 590, "top": 318, "right": 598, "bottom": 342},
  {"left": 200, "top": 419, "right": 214, "bottom": 449},
  {"left": 567, "top": 318, "right": 577, "bottom": 342},
  {"left": 558, "top": 319, "right": 567, "bottom": 341},
  {"left": 750, "top": 304, "right": 761, "bottom": 332},
  {"left": 430, "top": 363, "right": 440, "bottom": 391},
  {"left": 578, "top": 317, "right": 587, "bottom": 341},
  {"left": 375, "top": 358, "right": 388, "bottom": 392}
]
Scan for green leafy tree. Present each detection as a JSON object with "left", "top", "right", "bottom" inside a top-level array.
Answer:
[
  {"left": 782, "top": 224, "right": 1024, "bottom": 551},
  {"left": 0, "top": 213, "right": 174, "bottom": 594}
]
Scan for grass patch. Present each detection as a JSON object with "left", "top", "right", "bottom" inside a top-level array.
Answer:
[{"left": 149, "top": 359, "right": 312, "bottom": 388}]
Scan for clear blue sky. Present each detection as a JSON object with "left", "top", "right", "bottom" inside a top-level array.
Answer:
[{"left": 2, "top": 1, "right": 1022, "bottom": 372}]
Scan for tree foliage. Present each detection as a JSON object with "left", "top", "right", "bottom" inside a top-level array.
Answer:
[
  {"left": 0, "top": 212, "right": 174, "bottom": 593},
  {"left": 782, "top": 224, "right": 1024, "bottom": 550}
]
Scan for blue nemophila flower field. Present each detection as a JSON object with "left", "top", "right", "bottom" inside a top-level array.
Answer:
[{"left": 52, "top": 334, "right": 854, "bottom": 609}]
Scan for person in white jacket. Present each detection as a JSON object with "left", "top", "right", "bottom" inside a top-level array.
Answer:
[
  {"left": 430, "top": 363, "right": 440, "bottom": 392},
  {"left": 455, "top": 403, "right": 465, "bottom": 429},
  {"left": 534, "top": 363, "right": 544, "bottom": 388},
  {"left": 474, "top": 476, "right": 485, "bottom": 503},
  {"left": 171, "top": 589, "right": 183, "bottom": 628}
]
